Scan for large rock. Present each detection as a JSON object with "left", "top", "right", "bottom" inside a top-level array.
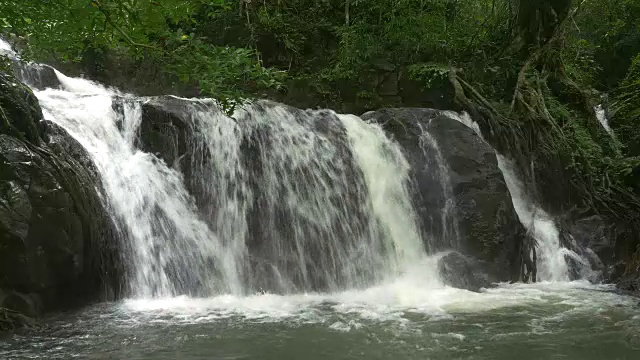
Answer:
[
  {"left": 558, "top": 211, "right": 640, "bottom": 289},
  {"left": 362, "top": 108, "right": 526, "bottom": 283},
  {"left": 13, "top": 62, "right": 60, "bottom": 90},
  {"left": 437, "top": 252, "right": 493, "bottom": 292},
  {"left": 0, "top": 72, "right": 121, "bottom": 330},
  {"left": 133, "top": 96, "right": 215, "bottom": 218}
]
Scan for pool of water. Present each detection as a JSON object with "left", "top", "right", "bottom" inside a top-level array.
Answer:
[{"left": 2, "top": 281, "right": 639, "bottom": 359}]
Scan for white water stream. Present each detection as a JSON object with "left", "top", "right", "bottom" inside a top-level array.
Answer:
[
  {"left": 417, "top": 122, "right": 461, "bottom": 250},
  {"left": 595, "top": 104, "right": 614, "bottom": 137},
  {"left": 32, "top": 66, "right": 438, "bottom": 298},
  {"left": 444, "top": 111, "right": 587, "bottom": 282}
]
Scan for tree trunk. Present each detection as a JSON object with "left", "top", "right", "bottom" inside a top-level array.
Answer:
[{"left": 345, "top": 0, "right": 350, "bottom": 26}]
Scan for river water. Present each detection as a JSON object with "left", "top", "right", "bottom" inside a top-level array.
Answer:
[{"left": 2, "top": 279, "right": 640, "bottom": 359}]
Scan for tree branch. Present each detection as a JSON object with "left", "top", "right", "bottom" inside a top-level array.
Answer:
[
  {"left": 92, "top": 0, "right": 158, "bottom": 50},
  {"left": 510, "top": 0, "right": 586, "bottom": 112}
]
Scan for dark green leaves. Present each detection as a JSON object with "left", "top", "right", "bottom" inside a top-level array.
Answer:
[{"left": 0, "top": 0, "right": 281, "bottom": 110}]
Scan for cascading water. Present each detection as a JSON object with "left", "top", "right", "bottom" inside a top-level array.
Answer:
[
  {"left": 30, "top": 64, "right": 433, "bottom": 297},
  {"left": 445, "top": 111, "right": 588, "bottom": 282},
  {"left": 417, "top": 122, "right": 460, "bottom": 250},
  {"left": 595, "top": 104, "right": 614, "bottom": 137},
  {"left": 495, "top": 156, "right": 571, "bottom": 281},
  {"left": 36, "top": 73, "right": 239, "bottom": 298},
  {"left": 339, "top": 114, "right": 425, "bottom": 268},
  {"left": 0, "top": 38, "right": 15, "bottom": 58}
]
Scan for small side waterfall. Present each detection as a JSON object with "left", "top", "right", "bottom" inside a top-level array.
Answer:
[
  {"left": 593, "top": 104, "right": 616, "bottom": 139},
  {"left": 417, "top": 123, "right": 460, "bottom": 250},
  {"left": 496, "top": 156, "right": 570, "bottom": 281},
  {"left": 446, "top": 111, "right": 590, "bottom": 282},
  {"left": 595, "top": 104, "right": 615, "bottom": 137},
  {"left": 0, "top": 38, "right": 15, "bottom": 58},
  {"left": 29, "top": 64, "right": 433, "bottom": 297}
]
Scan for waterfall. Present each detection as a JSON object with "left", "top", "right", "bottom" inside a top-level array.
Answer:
[
  {"left": 27, "top": 64, "right": 431, "bottom": 297},
  {"left": 417, "top": 123, "right": 460, "bottom": 250},
  {"left": 0, "top": 38, "right": 15, "bottom": 58},
  {"left": 339, "top": 115, "right": 425, "bottom": 269},
  {"left": 495, "top": 156, "right": 570, "bottom": 281},
  {"left": 595, "top": 105, "right": 614, "bottom": 137},
  {"left": 36, "top": 72, "right": 238, "bottom": 297},
  {"left": 445, "top": 111, "right": 587, "bottom": 282}
]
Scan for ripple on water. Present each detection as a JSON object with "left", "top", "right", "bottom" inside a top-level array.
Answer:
[{"left": 2, "top": 282, "right": 640, "bottom": 360}]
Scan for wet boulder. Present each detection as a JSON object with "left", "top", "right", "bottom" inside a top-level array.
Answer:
[
  {"left": 437, "top": 252, "right": 494, "bottom": 292},
  {"left": 135, "top": 96, "right": 199, "bottom": 167},
  {"left": 0, "top": 72, "right": 121, "bottom": 330},
  {"left": 556, "top": 209, "right": 640, "bottom": 287},
  {"left": 13, "top": 62, "right": 60, "bottom": 90},
  {"left": 362, "top": 108, "right": 526, "bottom": 283}
]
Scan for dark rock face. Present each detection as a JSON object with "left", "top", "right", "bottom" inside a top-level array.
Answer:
[
  {"left": 611, "top": 225, "right": 640, "bottom": 293},
  {"left": 13, "top": 62, "right": 60, "bottom": 90},
  {"left": 362, "top": 108, "right": 526, "bottom": 283},
  {"left": 559, "top": 211, "right": 640, "bottom": 290},
  {"left": 0, "top": 73, "right": 121, "bottom": 330},
  {"left": 134, "top": 96, "right": 217, "bottom": 185},
  {"left": 437, "top": 252, "right": 494, "bottom": 292},
  {"left": 558, "top": 215, "right": 607, "bottom": 282}
]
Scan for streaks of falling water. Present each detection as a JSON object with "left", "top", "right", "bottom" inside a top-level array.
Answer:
[
  {"left": 444, "top": 110, "right": 581, "bottom": 282},
  {"left": 595, "top": 104, "right": 615, "bottom": 137},
  {"left": 232, "top": 107, "right": 390, "bottom": 293},
  {"left": 339, "top": 114, "right": 426, "bottom": 272},
  {"left": 417, "top": 122, "right": 460, "bottom": 251},
  {"left": 33, "top": 63, "right": 433, "bottom": 297},
  {"left": 35, "top": 72, "right": 239, "bottom": 298},
  {"left": 186, "top": 104, "right": 431, "bottom": 293}
]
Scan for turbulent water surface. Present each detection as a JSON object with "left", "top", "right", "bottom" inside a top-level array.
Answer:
[{"left": 2, "top": 281, "right": 640, "bottom": 359}]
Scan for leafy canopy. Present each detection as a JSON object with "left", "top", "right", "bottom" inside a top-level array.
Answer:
[{"left": 0, "top": 0, "right": 283, "bottom": 109}]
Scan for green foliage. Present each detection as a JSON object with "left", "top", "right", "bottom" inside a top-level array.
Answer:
[
  {"left": 613, "top": 54, "right": 640, "bottom": 157},
  {"left": 407, "top": 63, "right": 449, "bottom": 89},
  {"left": 575, "top": 0, "right": 640, "bottom": 87},
  {"left": 216, "top": 0, "right": 512, "bottom": 97},
  {"left": 0, "top": 0, "right": 282, "bottom": 108},
  {"left": 561, "top": 38, "right": 601, "bottom": 87}
]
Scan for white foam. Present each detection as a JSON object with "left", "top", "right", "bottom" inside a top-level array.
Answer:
[
  {"left": 0, "top": 38, "right": 17, "bottom": 59},
  {"left": 329, "top": 320, "right": 363, "bottom": 332},
  {"left": 432, "top": 333, "right": 466, "bottom": 341},
  {"left": 595, "top": 105, "right": 614, "bottom": 136},
  {"left": 54, "top": 69, "right": 116, "bottom": 96},
  {"left": 119, "top": 276, "right": 627, "bottom": 330}
]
